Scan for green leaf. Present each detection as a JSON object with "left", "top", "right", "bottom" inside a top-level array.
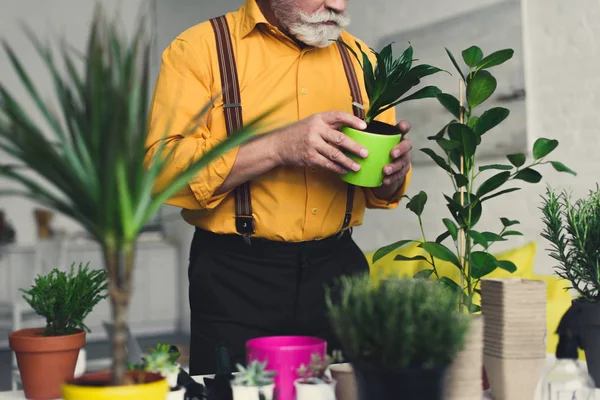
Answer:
[
  {"left": 395, "top": 254, "right": 428, "bottom": 262},
  {"left": 413, "top": 269, "right": 434, "bottom": 279},
  {"left": 480, "top": 187, "right": 520, "bottom": 203},
  {"left": 497, "top": 260, "right": 517, "bottom": 273},
  {"left": 467, "top": 71, "right": 497, "bottom": 108},
  {"left": 477, "top": 49, "right": 514, "bottom": 70},
  {"left": 462, "top": 46, "right": 484, "bottom": 67},
  {"left": 442, "top": 218, "right": 459, "bottom": 241},
  {"left": 479, "top": 164, "right": 513, "bottom": 172},
  {"left": 473, "top": 107, "right": 510, "bottom": 135},
  {"left": 419, "top": 242, "right": 461, "bottom": 269},
  {"left": 435, "top": 230, "right": 452, "bottom": 244},
  {"left": 437, "top": 93, "right": 462, "bottom": 120},
  {"left": 470, "top": 252, "right": 498, "bottom": 279},
  {"left": 500, "top": 218, "right": 520, "bottom": 227},
  {"left": 532, "top": 138, "right": 559, "bottom": 159},
  {"left": 550, "top": 161, "right": 576, "bottom": 176},
  {"left": 501, "top": 230, "right": 523, "bottom": 237},
  {"left": 476, "top": 171, "right": 510, "bottom": 198},
  {"left": 428, "top": 123, "right": 451, "bottom": 141},
  {"left": 481, "top": 231, "right": 506, "bottom": 243},
  {"left": 420, "top": 148, "right": 453, "bottom": 173},
  {"left": 373, "top": 240, "right": 413, "bottom": 263},
  {"left": 467, "top": 116, "right": 479, "bottom": 130},
  {"left": 448, "top": 123, "right": 477, "bottom": 159},
  {"left": 454, "top": 173, "right": 468, "bottom": 188},
  {"left": 445, "top": 48, "right": 466, "bottom": 81},
  {"left": 438, "top": 277, "right": 464, "bottom": 297},
  {"left": 514, "top": 168, "right": 542, "bottom": 183},
  {"left": 507, "top": 153, "right": 526, "bottom": 167},
  {"left": 438, "top": 139, "right": 461, "bottom": 152},
  {"left": 406, "top": 191, "right": 427, "bottom": 216},
  {"left": 396, "top": 86, "right": 442, "bottom": 104},
  {"left": 468, "top": 230, "right": 489, "bottom": 248}
]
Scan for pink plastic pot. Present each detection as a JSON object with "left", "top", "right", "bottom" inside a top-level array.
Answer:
[{"left": 246, "top": 336, "right": 327, "bottom": 400}]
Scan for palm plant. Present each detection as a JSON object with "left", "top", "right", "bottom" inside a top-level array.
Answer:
[{"left": 0, "top": 7, "right": 278, "bottom": 385}]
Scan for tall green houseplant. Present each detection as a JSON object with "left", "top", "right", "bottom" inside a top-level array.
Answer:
[
  {"left": 0, "top": 8, "right": 278, "bottom": 385},
  {"left": 373, "top": 45, "right": 576, "bottom": 312}
]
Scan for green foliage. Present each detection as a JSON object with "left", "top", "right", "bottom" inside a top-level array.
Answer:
[
  {"left": 232, "top": 360, "right": 276, "bottom": 387},
  {"left": 326, "top": 273, "right": 470, "bottom": 370},
  {"left": 20, "top": 262, "right": 108, "bottom": 336},
  {"left": 296, "top": 351, "right": 343, "bottom": 384},
  {"left": 128, "top": 343, "right": 180, "bottom": 377},
  {"left": 337, "top": 39, "right": 445, "bottom": 124},
  {"left": 540, "top": 185, "right": 600, "bottom": 301},
  {"left": 372, "top": 45, "right": 576, "bottom": 312}
]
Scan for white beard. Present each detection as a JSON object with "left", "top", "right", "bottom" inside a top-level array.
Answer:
[{"left": 272, "top": 1, "right": 351, "bottom": 48}]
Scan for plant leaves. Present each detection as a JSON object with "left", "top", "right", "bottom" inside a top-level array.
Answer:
[
  {"left": 448, "top": 123, "right": 477, "bottom": 159},
  {"left": 442, "top": 218, "right": 459, "bottom": 241},
  {"left": 454, "top": 173, "right": 468, "bottom": 188},
  {"left": 501, "top": 230, "right": 523, "bottom": 237},
  {"left": 419, "top": 242, "right": 461, "bottom": 269},
  {"left": 500, "top": 217, "right": 520, "bottom": 227},
  {"left": 480, "top": 187, "right": 520, "bottom": 203},
  {"left": 420, "top": 148, "right": 453, "bottom": 173},
  {"left": 470, "top": 251, "right": 498, "bottom": 279},
  {"left": 396, "top": 85, "right": 442, "bottom": 104},
  {"left": 507, "top": 153, "right": 526, "bottom": 167},
  {"left": 395, "top": 254, "right": 429, "bottom": 262},
  {"left": 514, "top": 168, "right": 542, "bottom": 183},
  {"left": 445, "top": 48, "right": 466, "bottom": 81},
  {"left": 481, "top": 231, "right": 506, "bottom": 243},
  {"left": 437, "top": 93, "right": 462, "bottom": 120},
  {"left": 372, "top": 240, "right": 413, "bottom": 263},
  {"left": 497, "top": 260, "right": 517, "bottom": 273},
  {"left": 473, "top": 107, "right": 510, "bottom": 135},
  {"left": 477, "top": 49, "right": 514, "bottom": 70},
  {"left": 439, "top": 276, "right": 464, "bottom": 296},
  {"left": 437, "top": 139, "right": 461, "bottom": 152},
  {"left": 462, "top": 46, "right": 484, "bottom": 67},
  {"left": 436, "top": 230, "right": 452, "bottom": 244},
  {"left": 532, "top": 138, "right": 559, "bottom": 159},
  {"left": 406, "top": 191, "right": 428, "bottom": 216},
  {"left": 476, "top": 171, "right": 510, "bottom": 198},
  {"left": 479, "top": 164, "right": 513, "bottom": 171},
  {"left": 413, "top": 269, "right": 434, "bottom": 279},
  {"left": 468, "top": 230, "right": 489, "bottom": 248},
  {"left": 550, "top": 161, "right": 577, "bottom": 176},
  {"left": 467, "top": 71, "right": 497, "bottom": 108}
]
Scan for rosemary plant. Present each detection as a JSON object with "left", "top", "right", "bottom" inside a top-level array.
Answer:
[
  {"left": 540, "top": 185, "right": 600, "bottom": 301},
  {"left": 20, "top": 262, "right": 108, "bottom": 336}
]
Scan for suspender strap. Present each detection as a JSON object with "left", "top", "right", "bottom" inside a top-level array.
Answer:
[
  {"left": 336, "top": 41, "right": 365, "bottom": 230},
  {"left": 210, "top": 16, "right": 255, "bottom": 236}
]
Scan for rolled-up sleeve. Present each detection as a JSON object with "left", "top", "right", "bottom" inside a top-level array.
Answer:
[{"left": 145, "top": 37, "right": 237, "bottom": 210}]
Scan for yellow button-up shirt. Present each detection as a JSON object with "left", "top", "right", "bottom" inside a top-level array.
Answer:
[{"left": 146, "top": 0, "right": 412, "bottom": 242}]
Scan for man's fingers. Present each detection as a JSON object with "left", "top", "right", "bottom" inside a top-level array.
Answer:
[
  {"left": 317, "top": 141, "right": 361, "bottom": 172},
  {"left": 322, "top": 127, "right": 368, "bottom": 159},
  {"left": 312, "top": 152, "right": 349, "bottom": 175},
  {"left": 391, "top": 138, "right": 412, "bottom": 159},
  {"left": 383, "top": 161, "right": 411, "bottom": 186},
  {"left": 322, "top": 111, "right": 367, "bottom": 131},
  {"left": 398, "top": 120, "right": 411, "bottom": 134}
]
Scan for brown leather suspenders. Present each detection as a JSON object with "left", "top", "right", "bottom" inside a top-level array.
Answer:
[{"left": 209, "top": 15, "right": 365, "bottom": 239}]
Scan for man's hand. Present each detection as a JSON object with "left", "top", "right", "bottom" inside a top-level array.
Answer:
[
  {"left": 272, "top": 111, "right": 369, "bottom": 174},
  {"left": 372, "top": 120, "right": 412, "bottom": 199}
]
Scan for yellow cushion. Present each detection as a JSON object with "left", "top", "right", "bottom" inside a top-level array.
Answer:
[{"left": 365, "top": 241, "right": 581, "bottom": 359}]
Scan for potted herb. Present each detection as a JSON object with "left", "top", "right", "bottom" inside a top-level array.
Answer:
[
  {"left": 8, "top": 262, "right": 108, "bottom": 399},
  {"left": 129, "top": 344, "right": 185, "bottom": 399},
  {"left": 0, "top": 5, "right": 278, "bottom": 399},
  {"left": 231, "top": 360, "right": 276, "bottom": 400},
  {"left": 326, "top": 273, "right": 470, "bottom": 400},
  {"left": 336, "top": 39, "right": 445, "bottom": 187},
  {"left": 540, "top": 185, "right": 600, "bottom": 387},
  {"left": 294, "top": 352, "right": 337, "bottom": 400}
]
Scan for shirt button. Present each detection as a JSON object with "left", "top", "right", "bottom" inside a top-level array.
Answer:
[
  {"left": 311, "top": 208, "right": 318, "bottom": 215},
  {"left": 311, "top": 167, "right": 316, "bottom": 172},
  {"left": 301, "top": 88, "right": 308, "bottom": 95}
]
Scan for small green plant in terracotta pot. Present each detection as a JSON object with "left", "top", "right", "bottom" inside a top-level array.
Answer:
[
  {"left": 9, "top": 262, "right": 108, "bottom": 400},
  {"left": 336, "top": 40, "right": 444, "bottom": 187}
]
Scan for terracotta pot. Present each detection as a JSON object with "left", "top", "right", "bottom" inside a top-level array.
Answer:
[
  {"left": 62, "top": 371, "right": 169, "bottom": 400},
  {"left": 9, "top": 328, "right": 86, "bottom": 400}
]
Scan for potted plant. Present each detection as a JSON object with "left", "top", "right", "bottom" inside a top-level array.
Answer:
[
  {"left": 540, "top": 184, "right": 600, "bottom": 387},
  {"left": 0, "top": 4, "right": 279, "bottom": 399},
  {"left": 336, "top": 39, "right": 445, "bottom": 187},
  {"left": 8, "top": 262, "right": 108, "bottom": 399},
  {"left": 231, "top": 360, "right": 277, "bottom": 400},
  {"left": 326, "top": 273, "right": 470, "bottom": 400},
  {"left": 294, "top": 352, "right": 337, "bottom": 400},
  {"left": 129, "top": 344, "right": 185, "bottom": 399}
]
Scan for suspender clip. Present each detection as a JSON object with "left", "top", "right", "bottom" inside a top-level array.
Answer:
[{"left": 236, "top": 215, "right": 255, "bottom": 235}]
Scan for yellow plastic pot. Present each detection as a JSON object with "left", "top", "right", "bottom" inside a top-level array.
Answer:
[
  {"left": 341, "top": 121, "right": 402, "bottom": 187},
  {"left": 62, "top": 371, "right": 168, "bottom": 400}
]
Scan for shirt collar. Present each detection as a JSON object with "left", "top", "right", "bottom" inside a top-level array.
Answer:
[{"left": 240, "top": 0, "right": 270, "bottom": 38}]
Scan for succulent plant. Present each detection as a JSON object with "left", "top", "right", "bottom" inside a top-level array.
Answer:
[{"left": 232, "top": 360, "right": 276, "bottom": 387}]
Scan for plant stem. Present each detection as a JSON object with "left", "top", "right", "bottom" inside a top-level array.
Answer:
[
  {"left": 418, "top": 214, "right": 439, "bottom": 278},
  {"left": 104, "top": 244, "right": 135, "bottom": 386}
]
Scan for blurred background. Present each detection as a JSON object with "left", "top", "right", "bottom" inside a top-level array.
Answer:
[{"left": 0, "top": 0, "right": 598, "bottom": 391}]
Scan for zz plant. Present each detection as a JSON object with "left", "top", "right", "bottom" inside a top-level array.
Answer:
[{"left": 373, "top": 45, "right": 576, "bottom": 312}]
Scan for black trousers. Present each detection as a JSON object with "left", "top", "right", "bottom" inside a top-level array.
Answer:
[{"left": 187, "top": 227, "right": 369, "bottom": 375}]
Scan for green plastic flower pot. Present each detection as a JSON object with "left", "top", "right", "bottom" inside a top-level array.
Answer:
[{"left": 341, "top": 121, "right": 402, "bottom": 187}]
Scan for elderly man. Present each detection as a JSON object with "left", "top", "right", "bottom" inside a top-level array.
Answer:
[{"left": 147, "top": 0, "right": 413, "bottom": 374}]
